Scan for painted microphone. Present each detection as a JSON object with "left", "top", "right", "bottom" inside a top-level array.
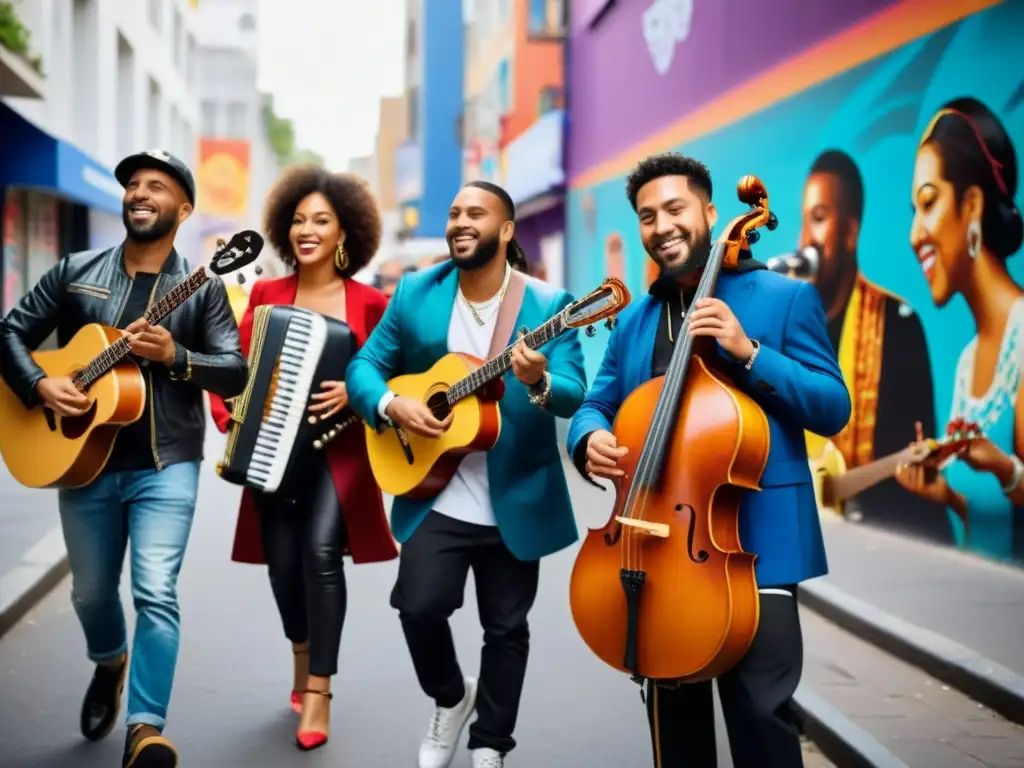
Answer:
[{"left": 766, "top": 244, "right": 821, "bottom": 279}]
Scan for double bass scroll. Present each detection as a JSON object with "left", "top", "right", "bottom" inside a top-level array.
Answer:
[{"left": 569, "top": 176, "right": 778, "bottom": 684}]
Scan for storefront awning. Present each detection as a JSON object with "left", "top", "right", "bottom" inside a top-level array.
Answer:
[{"left": 0, "top": 101, "right": 122, "bottom": 216}]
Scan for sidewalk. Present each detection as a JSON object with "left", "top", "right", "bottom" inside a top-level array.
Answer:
[
  {"left": 814, "top": 516, "right": 1024, "bottom": 677},
  {"left": 0, "top": 463, "right": 65, "bottom": 636}
]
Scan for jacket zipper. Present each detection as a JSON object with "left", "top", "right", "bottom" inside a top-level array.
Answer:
[{"left": 144, "top": 275, "right": 164, "bottom": 470}]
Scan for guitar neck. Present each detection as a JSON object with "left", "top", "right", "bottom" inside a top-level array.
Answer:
[
  {"left": 76, "top": 267, "right": 209, "bottom": 388},
  {"left": 827, "top": 447, "right": 913, "bottom": 503},
  {"left": 447, "top": 313, "right": 568, "bottom": 403}
]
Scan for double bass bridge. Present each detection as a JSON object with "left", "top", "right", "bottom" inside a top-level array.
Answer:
[{"left": 614, "top": 517, "right": 669, "bottom": 538}]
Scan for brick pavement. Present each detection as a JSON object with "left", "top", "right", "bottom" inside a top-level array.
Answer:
[
  {"left": 817, "top": 515, "right": 1024, "bottom": 676},
  {"left": 803, "top": 608, "right": 1024, "bottom": 767}
]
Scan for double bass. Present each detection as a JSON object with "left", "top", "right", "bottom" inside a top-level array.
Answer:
[{"left": 569, "top": 175, "right": 778, "bottom": 684}]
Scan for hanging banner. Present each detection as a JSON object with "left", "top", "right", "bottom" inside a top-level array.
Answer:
[{"left": 196, "top": 138, "right": 251, "bottom": 219}]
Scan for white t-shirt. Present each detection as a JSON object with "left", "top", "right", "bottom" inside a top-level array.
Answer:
[{"left": 376, "top": 285, "right": 504, "bottom": 527}]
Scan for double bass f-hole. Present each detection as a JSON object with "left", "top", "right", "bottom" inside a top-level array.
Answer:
[{"left": 603, "top": 502, "right": 708, "bottom": 564}]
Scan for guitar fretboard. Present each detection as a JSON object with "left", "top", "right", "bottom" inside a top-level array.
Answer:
[
  {"left": 446, "top": 313, "right": 567, "bottom": 404},
  {"left": 74, "top": 268, "right": 209, "bottom": 388}
]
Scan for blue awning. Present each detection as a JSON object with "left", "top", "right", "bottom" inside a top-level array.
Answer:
[{"left": 0, "top": 101, "right": 123, "bottom": 216}]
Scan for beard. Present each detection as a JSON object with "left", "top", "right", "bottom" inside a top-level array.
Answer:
[
  {"left": 448, "top": 231, "right": 501, "bottom": 271},
  {"left": 122, "top": 204, "right": 177, "bottom": 244},
  {"left": 647, "top": 223, "right": 713, "bottom": 280}
]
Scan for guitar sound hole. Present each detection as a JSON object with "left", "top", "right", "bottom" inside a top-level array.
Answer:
[
  {"left": 60, "top": 401, "right": 98, "bottom": 440},
  {"left": 426, "top": 392, "right": 450, "bottom": 422}
]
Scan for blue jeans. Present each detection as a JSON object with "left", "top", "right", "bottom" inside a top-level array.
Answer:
[{"left": 57, "top": 461, "right": 200, "bottom": 730}]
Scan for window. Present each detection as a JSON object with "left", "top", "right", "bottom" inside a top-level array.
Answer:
[
  {"left": 147, "top": 77, "right": 162, "bottom": 147},
  {"left": 149, "top": 0, "right": 162, "bottom": 31},
  {"left": 182, "top": 121, "right": 195, "bottom": 166},
  {"left": 201, "top": 101, "right": 218, "bottom": 135},
  {"left": 226, "top": 102, "right": 248, "bottom": 138},
  {"left": 117, "top": 33, "right": 135, "bottom": 159},
  {"left": 173, "top": 9, "right": 182, "bottom": 69},
  {"left": 186, "top": 34, "right": 196, "bottom": 85},
  {"left": 407, "top": 86, "right": 419, "bottom": 137},
  {"left": 538, "top": 86, "right": 562, "bottom": 116}
]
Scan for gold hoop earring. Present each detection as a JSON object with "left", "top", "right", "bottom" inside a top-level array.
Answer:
[
  {"left": 967, "top": 222, "right": 981, "bottom": 259},
  {"left": 335, "top": 243, "right": 349, "bottom": 271}
]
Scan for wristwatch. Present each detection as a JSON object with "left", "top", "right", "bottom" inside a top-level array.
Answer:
[
  {"left": 528, "top": 371, "right": 552, "bottom": 408},
  {"left": 743, "top": 339, "right": 761, "bottom": 370},
  {"left": 168, "top": 346, "right": 192, "bottom": 381}
]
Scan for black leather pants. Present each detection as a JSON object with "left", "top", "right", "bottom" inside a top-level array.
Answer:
[{"left": 253, "top": 453, "right": 349, "bottom": 677}]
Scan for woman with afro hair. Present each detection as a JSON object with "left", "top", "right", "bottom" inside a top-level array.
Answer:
[{"left": 210, "top": 165, "right": 399, "bottom": 751}]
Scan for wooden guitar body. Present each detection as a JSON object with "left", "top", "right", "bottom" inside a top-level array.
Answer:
[
  {"left": 809, "top": 438, "right": 848, "bottom": 517},
  {"left": 364, "top": 352, "right": 503, "bottom": 498},
  {"left": 0, "top": 324, "right": 145, "bottom": 489},
  {"left": 569, "top": 355, "right": 770, "bottom": 682}
]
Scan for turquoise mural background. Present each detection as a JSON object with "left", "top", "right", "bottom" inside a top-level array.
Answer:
[{"left": 566, "top": 1, "right": 1024, "bottom": 558}]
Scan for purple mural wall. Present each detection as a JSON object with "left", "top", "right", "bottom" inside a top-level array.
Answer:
[{"left": 567, "top": 0, "right": 904, "bottom": 179}]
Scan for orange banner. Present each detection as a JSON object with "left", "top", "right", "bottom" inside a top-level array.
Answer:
[{"left": 196, "top": 138, "right": 250, "bottom": 219}]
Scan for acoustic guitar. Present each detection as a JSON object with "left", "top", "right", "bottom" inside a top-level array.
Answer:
[
  {"left": 0, "top": 231, "right": 263, "bottom": 489},
  {"left": 362, "top": 278, "right": 631, "bottom": 499},
  {"left": 811, "top": 420, "right": 982, "bottom": 518}
]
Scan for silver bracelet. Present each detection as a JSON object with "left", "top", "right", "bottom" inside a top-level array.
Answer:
[
  {"left": 528, "top": 370, "right": 552, "bottom": 408},
  {"left": 1003, "top": 454, "right": 1024, "bottom": 494}
]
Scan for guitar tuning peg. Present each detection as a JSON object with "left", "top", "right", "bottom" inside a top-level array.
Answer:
[
  {"left": 747, "top": 230, "right": 760, "bottom": 245},
  {"left": 254, "top": 265, "right": 263, "bottom": 275},
  {"left": 313, "top": 439, "right": 324, "bottom": 450},
  {"left": 237, "top": 274, "right": 246, "bottom": 284},
  {"left": 605, "top": 318, "right": 617, "bottom": 330},
  {"left": 585, "top": 326, "right": 597, "bottom": 337},
  {"left": 216, "top": 238, "right": 227, "bottom": 249},
  {"left": 308, "top": 415, "right": 318, "bottom": 425},
  {"left": 766, "top": 211, "right": 779, "bottom": 230}
]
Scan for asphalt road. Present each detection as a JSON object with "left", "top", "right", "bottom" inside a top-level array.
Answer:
[{"left": 0, "top": 433, "right": 826, "bottom": 767}]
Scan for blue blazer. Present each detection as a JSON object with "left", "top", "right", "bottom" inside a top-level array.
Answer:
[
  {"left": 346, "top": 261, "right": 588, "bottom": 562},
  {"left": 566, "top": 269, "right": 851, "bottom": 587}
]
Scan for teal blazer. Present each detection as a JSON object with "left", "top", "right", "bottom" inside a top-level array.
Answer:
[
  {"left": 345, "top": 261, "right": 588, "bottom": 562},
  {"left": 566, "top": 269, "right": 852, "bottom": 587}
]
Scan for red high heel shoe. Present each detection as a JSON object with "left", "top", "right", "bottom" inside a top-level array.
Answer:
[
  {"left": 295, "top": 689, "right": 332, "bottom": 751},
  {"left": 291, "top": 645, "right": 309, "bottom": 714}
]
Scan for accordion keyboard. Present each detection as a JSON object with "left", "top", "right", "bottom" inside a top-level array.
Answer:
[{"left": 248, "top": 311, "right": 326, "bottom": 490}]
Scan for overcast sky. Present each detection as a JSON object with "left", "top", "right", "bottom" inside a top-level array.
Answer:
[{"left": 255, "top": 0, "right": 407, "bottom": 172}]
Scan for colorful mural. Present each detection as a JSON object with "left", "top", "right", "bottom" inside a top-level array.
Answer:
[{"left": 566, "top": 0, "right": 1024, "bottom": 563}]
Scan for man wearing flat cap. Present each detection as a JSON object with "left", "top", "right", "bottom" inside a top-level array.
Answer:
[{"left": 0, "top": 150, "right": 247, "bottom": 767}]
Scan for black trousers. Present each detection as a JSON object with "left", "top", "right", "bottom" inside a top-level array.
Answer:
[
  {"left": 253, "top": 453, "right": 349, "bottom": 677},
  {"left": 647, "top": 589, "right": 804, "bottom": 768},
  {"left": 390, "top": 511, "right": 540, "bottom": 755}
]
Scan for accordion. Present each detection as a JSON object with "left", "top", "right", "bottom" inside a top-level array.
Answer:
[{"left": 217, "top": 304, "right": 359, "bottom": 494}]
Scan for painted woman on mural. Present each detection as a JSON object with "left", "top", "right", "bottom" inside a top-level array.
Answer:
[{"left": 897, "top": 96, "right": 1024, "bottom": 561}]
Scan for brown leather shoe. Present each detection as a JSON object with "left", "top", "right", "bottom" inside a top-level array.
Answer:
[{"left": 122, "top": 725, "right": 177, "bottom": 768}]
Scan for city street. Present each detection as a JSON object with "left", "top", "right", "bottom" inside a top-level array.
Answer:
[{"left": 0, "top": 430, "right": 831, "bottom": 768}]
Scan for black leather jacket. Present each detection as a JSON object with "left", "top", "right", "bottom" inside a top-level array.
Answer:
[{"left": 0, "top": 244, "right": 247, "bottom": 470}]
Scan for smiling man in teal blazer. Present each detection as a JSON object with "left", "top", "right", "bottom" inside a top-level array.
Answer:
[
  {"left": 346, "top": 181, "right": 586, "bottom": 768},
  {"left": 566, "top": 154, "right": 850, "bottom": 768}
]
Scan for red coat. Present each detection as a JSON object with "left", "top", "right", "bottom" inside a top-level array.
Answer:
[{"left": 209, "top": 274, "right": 399, "bottom": 566}]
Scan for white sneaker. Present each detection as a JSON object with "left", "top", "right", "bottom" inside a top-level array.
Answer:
[
  {"left": 417, "top": 677, "right": 478, "bottom": 768},
  {"left": 471, "top": 747, "right": 504, "bottom": 767}
]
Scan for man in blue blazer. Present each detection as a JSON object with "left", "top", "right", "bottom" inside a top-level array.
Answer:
[
  {"left": 346, "top": 181, "right": 586, "bottom": 768},
  {"left": 566, "top": 153, "right": 851, "bottom": 768}
]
